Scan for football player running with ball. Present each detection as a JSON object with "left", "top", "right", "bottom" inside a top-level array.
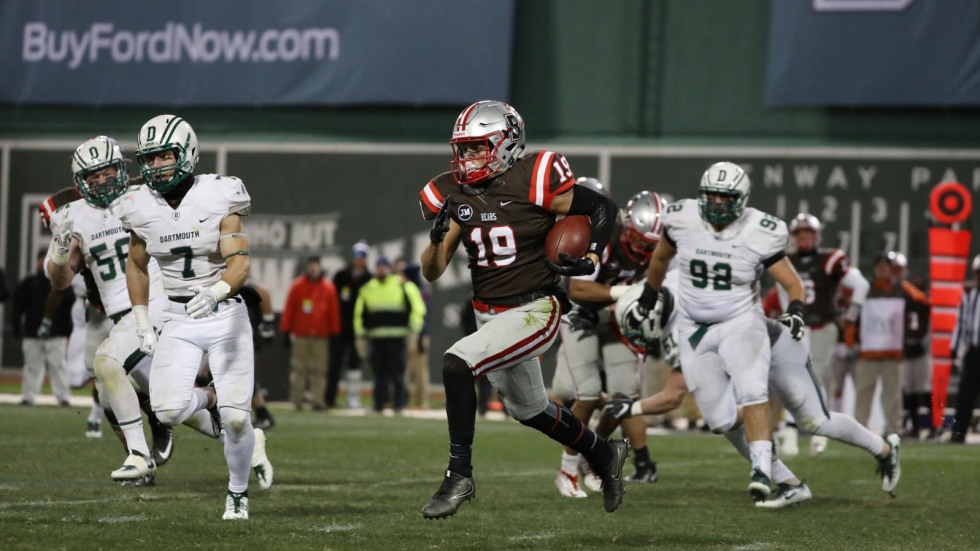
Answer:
[
  {"left": 418, "top": 100, "right": 629, "bottom": 519},
  {"left": 118, "top": 115, "right": 260, "bottom": 520},
  {"left": 632, "top": 162, "right": 806, "bottom": 501}
]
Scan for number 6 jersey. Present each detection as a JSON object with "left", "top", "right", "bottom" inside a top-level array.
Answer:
[
  {"left": 47, "top": 198, "right": 164, "bottom": 317},
  {"left": 662, "top": 198, "right": 787, "bottom": 324},
  {"left": 419, "top": 150, "right": 574, "bottom": 301},
  {"left": 115, "top": 174, "right": 251, "bottom": 299}
]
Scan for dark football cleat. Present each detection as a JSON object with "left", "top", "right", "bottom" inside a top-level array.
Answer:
[
  {"left": 421, "top": 471, "right": 476, "bottom": 519},
  {"left": 150, "top": 424, "right": 175, "bottom": 467},
  {"left": 596, "top": 439, "right": 630, "bottom": 512}
]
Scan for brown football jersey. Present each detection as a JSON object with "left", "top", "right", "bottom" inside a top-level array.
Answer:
[
  {"left": 789, "top": 247, "right": 849, "bottom": 327},
  {"left": 420, "top": 150, "right": 576, "bottom": 301}
]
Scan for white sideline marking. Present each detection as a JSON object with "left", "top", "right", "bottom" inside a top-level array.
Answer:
[
  {"left": 732, "top": 543, "right": 772, "bottom": 550},
  {"left": 317, "top": 523, "right": 361, "bottom": 533},
  {"left": 0, "top": 492, "right": 208, "bottom": 509},
  {"left": 97, "top": 515, "right": 145, "bottom": 524}
]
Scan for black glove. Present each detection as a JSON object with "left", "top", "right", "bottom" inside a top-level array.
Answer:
[
  {"left": 778, "top": 299, "right": 806, "bottom": 341},
  {"left": 430, "top": 196, "right": 452, "bottom": 244},
  {"left": 658, "top": 286, "right": 674, "bottom": 328},
  {"left": 545, "top": 252, "right": 596, "bottom": 277},
  {"left": 566, "top": 306, "right": 599, "bottom": 339},
  {"left": 634, "top": 282, "right": 659, "bottom": 318},
  {"left": 603, "top": 393, "right": 635, "bottom": 421}
]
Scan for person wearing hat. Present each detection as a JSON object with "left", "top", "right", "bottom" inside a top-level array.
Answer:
[
  {"left": 328, "top": 240, "right": 373, "bottom": 408},
  {"left": 279, "top": 256, "right": 340, "bottom": 411},
  {"left": 354, "top": 255, "right": 426, "bottom": 414},
  {"left": 950, "top": 254, "right": 980, "bottom": 443}
]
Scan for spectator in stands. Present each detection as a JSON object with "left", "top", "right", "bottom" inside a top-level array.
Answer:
[
  {"left": 12, "top": 249, "right": 74, "bottom": 406},
  {"left": 354, "top": 256, "right": 426, "bottom": 414},
  {"left": 328, "top": 240, "right": 372, "bottom": 409},
  {"left": 856, "top": 252, "right": 927, "bottom": 434},
  {"left": 280, "top": 257, "right": 341, "bottom": 411},
  {"left": 397, "top": 258, "right": 432, "bottom": 409},
  {"left": 950, "top": 254, "right": 980, "bottom": 443}
]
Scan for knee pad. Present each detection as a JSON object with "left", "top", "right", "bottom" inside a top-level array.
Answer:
[
  {"left": 798, "top": 414, "right": 828, "bottom": 435},
  {"left": 220, "top": 407, "right": 251, "bottom": 435},
  {"left": 92, "top": 354, "right": 125, "bottom": 384}
]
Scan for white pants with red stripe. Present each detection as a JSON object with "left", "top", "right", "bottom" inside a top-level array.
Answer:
[{"left": 448, "top": 296, "right": 561, "bottom": 420}]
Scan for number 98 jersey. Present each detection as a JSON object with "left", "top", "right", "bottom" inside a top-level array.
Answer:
[
  {"left": 419, "top": 150, "right": 575, "bottom": 301},
  {"left": 115, "top": 174, "right": 251, "bottom": 298},
  {"left": 47, "top": 199, "right": 164, "bottom": 317},
  {"left": 662, "top": 198, "right": 787, "bottom": 324}
]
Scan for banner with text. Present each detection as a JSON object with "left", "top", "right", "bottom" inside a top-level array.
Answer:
[
  {"left": 765, "top": 0, "right": 980, "bottom": 106},
  {"left": 0, "top": 0, "right": 514, "bottom": 106}
]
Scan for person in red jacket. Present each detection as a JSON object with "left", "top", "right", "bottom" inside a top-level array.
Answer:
[{"left": 279, "top": 257, "right": 341, "bottom": 411}]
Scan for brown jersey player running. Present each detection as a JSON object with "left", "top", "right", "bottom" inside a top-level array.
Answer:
[{"left": 418, "top": 100, "right": 629, "bottom": 519}]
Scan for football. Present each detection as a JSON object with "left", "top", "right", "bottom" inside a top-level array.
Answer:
[{"left": 545, "top": 215, "right": 591, "bottom": 265}]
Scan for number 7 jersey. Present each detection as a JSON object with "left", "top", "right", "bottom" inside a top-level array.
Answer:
[
  {"left": 47, "top": 199, "right": 164, "bottom": 317},
  {"left": 662, "top": 198, "right": 787, "bottom": 324},
  {"left": 115, "top": 174, "right": 251, "bottom": 298}
]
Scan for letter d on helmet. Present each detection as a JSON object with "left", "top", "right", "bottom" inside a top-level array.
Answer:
[
  {"left": 71, "top": 135, "right": 130, "bottom": 208},
  {"left": 698, "top": 161, "right": 750, "bottom": 226},
  {"left": 136, "top": 114, "right": 199, "bottom": 194}
]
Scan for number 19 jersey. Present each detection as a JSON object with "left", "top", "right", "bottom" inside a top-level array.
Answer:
[
  {"left": 48, "top": 199, "right": 164, "bottom": 317},
  {"left": 662, "top": 199, "right": 787, "bottom": 324},
  {"left": 115, "top": 174, "right": 251, "bottom": 298}
]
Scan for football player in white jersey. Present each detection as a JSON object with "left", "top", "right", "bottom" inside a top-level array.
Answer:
[
  {"left": 119, "top": 115, "right": 258, "bottom": 520},
  {"left": 611, "top": 279, "right": 902, "bottom": 507},
  {"left": 632, "top": 161, "right": 807, "bottom": 501},
  {"left": 48, "top": 137, "right": 171, "bottom": 485}
]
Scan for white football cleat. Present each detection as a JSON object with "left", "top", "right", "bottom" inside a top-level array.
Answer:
[
  {"left": 756, "top": 482, "right": 813, "bottom": 509},
  {"left": 251, "top": 428, "right": 274, "bottom": 490},
  {"left": 777, "top": 426, "right": 799, "bottom": 458},
  {"left": 579, "top": 460, "right": 603, "bottom": 493},
  {"left": 555, "top": 470, "right": 587, "bottom": 498},
  {"left": 809, "top": 435, "right": 829, "bottom": 455},
  {"left": 85, "top": 421, "right": 102, "bottom": 439},
  {"left": 222, "top": 491, "right": 249, "bottom": 520},
  {"left": 877, "top": 434, "right": 901, "bottom": 493},
  {"left": 111, "top": 452, "right": 156, "bottom": 486}
]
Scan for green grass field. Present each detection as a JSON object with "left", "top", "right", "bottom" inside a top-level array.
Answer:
[{"left": 1, "top": 404, "right": 978, "bottom": 551}]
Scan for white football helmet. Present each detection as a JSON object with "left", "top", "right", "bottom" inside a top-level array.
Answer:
[
  {"left": 698, "top": 161, "right": 750, "bottom": 226},
  {"left": 614, "top": 282, "right": 663, "bottom": 349},
  {"left": 136, "top": 114, "right": 199, "bottom": 193},
  {"left": 450, "top": 100, "right": 525, "bottom": 185},
  {"left": 71, "top": 136, "right": 130, "bottom": 208},
  {"left": 621, "top": 191, "right": 666, "bottom": 262},
  {"left": 575, "top": 177, "right": 609, "bottom": 197}
]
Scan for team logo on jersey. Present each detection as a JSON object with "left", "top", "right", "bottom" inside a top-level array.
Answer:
[
  {"left": 101, "top": 212, "right": 109, "bottom": 223},
  {"left": 457, "top": 204, "right": 473, "bottom": 221},
  {"left": 172, "top": 211, "right": 180, "bottom": 220}
]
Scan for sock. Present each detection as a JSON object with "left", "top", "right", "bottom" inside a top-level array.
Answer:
[
  {"left": 443, "top": 354, "right": 477, "bottom": 477},
  {"left": 182, "top": 409, "right": 222, "bottom": 439},
  {"left": 222, "top": 409, "right": 255, "bottom": 494},
  {"left": 771, "top": 460, "right": 798, "bottom": 485},
  {"left": 87, "top": 403, "right": 104, "bottom": 424},
  {"left": 748, "top": 440, "right": 773, "bottom": 478},
  {"left": 520, "top": 401, "right": 613, "bottom": 471},
  {"left": 561, "top": 451, "right": 580, "bottom": 474},
  {"left": 818, "top": 412, "right": 884, "bottom": 457},
  {"left": 94, "top": 356, "right": 150, "bottom": 456},
  {"left": 255, "top": 405, "right": 271, "bottom": 420},
  {"left": 633, "top": 446, "right": 652, "bottom": 468}
]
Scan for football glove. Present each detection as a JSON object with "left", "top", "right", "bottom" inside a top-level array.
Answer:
[
  {"left": 186, "top": 281, "right": 231, "bottom": 319},
  {"left": 778, "top": 299, "right": 806, "bottom": 341},
  {"left": 634, "top": 282, "right": 659, "bottom": 318},
  {"left": 133, "top": 305, "right": 158, "bottom": 356},
  {"left": 604, "top": 393, "right": 635, "bottom": 422},
  {"left": 565, "top": 306, "right": 599, "bottom": 339},
  {"left": 545, "top": 252, "right": 596, "bottom": 277},
  {"left": 430, "top": 196, "right": 452, "bottom": 244},
  {"left": 51, "top": 219, "right": 74, "bottom": 266},
  {"left": 37, "top": 318, "right": 53, "bottom": 339}
]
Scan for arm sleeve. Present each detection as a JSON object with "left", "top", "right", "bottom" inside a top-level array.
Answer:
[{"left": 566, "top": 185, "right": 618, "bottom": 257}]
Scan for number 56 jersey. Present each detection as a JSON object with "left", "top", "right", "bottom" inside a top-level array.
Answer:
[
  {"left": 47, "top": 198, "right": 164, "bottom": 318},
  {"left": 115, "top": 174, "right": 251, "bottom": 299},
  {"left": 662, "top": 198, "right": 787, "bottom": 324}
]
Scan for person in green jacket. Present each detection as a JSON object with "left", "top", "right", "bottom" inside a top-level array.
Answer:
[{"left": 354, "top": 256, "right": 426, "bottom": 413}]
